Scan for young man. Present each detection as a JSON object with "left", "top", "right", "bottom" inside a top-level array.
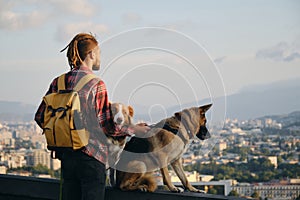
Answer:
[{"left": 34, "top": 33, "right": 150, "bottom": 200}]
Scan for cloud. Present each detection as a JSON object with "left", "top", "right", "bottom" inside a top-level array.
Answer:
[
  {"left": 55, "top": 22, "right": 109, "bottom": 42},
  {"left": 0, "top": 10, "right": 49, "bottom": 31},
  {"left": 256, "top": 41, "right": 300, "bottom": 62},
  {"left": 0, "top": 0, "right": 97, "bottom": 31},
  {"left": 0, "top": 1, "right": 50, "bottom": 30},
  {"left": 122, "top": 13, "right": 142, "bottom": 25},
  {"left": 47, "top": 0, "right": 96, "bottom": 17}
]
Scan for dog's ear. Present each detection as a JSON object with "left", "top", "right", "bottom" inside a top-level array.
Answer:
[
  {"left": 199, "top": 104, "right": 212, "bottom": 114},
  {"left": 128, "top": 106, "right": 134, "bottom": 117},
  {"left": 175, "top": 112, "right": 181, "bottom": 120}
]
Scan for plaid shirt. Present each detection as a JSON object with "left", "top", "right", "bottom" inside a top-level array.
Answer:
[{"left": 34, "top": 66, "right": 134, "bottom": 164}]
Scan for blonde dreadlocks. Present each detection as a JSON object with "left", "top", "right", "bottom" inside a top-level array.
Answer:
[{"left": 60, "top": 33, "right": 98, "bottom": 69}]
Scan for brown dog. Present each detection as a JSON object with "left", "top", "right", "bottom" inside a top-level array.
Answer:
[
  {"left": 107, "top": 102, "right": 134, "bottom": 186},
  {"left": 116, "top": 104, "right": 212, "bottom": 193}
]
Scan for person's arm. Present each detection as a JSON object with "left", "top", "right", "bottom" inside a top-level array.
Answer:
[
  {"left": 93, "top": 80, "right": 137, "bottom": 137},
  {"left": 34, "top": 78, "right": 58, "bottom": 128},
  {"left": 34, "top": 101, "right": 46, "bottom": 129}
]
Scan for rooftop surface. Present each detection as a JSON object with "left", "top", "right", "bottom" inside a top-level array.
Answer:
[{"left": 0, "top": 174, "right": 244, "bottom": 200}]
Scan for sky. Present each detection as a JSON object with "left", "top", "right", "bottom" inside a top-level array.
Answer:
[{"left": 0, "top": 0, "right": 300, "bottom": 121}]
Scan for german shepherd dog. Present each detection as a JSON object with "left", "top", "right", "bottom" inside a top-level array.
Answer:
[{"left": 116, "top": 104, "right": 212, "bottom": 193}]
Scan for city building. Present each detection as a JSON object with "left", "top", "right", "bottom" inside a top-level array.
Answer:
[
  {"left": 216, "top": 141, "right": 227, "bottom": 152},
  {"left": 27, "top": 149, "right": 51, "bottom": 169},
  {"left": 267, "top": 156, "right": 278, "bottom": 168},
  {"left": 0, "top": 166, "right": 7, "bottom": 174},
  {"left": 233, "top": 181, "right": 300, "bottom": 200}
]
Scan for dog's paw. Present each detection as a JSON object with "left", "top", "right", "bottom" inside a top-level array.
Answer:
[
  {"left": 138, "top": 186, "right": 148, "bottom": 192},
  {"left": 170, "top": 187, "right": 184, "bottom": 193},
  {"left": 188, "top": 187, "right": 206, "bottom": 193}
]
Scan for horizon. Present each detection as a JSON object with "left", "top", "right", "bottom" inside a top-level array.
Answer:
[{"left": 0, "top": 75, "right": 300, "bottom": 123}]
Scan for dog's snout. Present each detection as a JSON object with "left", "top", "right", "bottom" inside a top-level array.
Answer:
[
  {"left": 196, "top": 126, "right": 211, "bottom": 140},
  {"left": 116, "top": 117, "right": 123, "bottom": 124}
]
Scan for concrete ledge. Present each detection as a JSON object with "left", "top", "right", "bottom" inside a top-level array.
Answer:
[
  {"left": 0, "top": 174, "right": 60, "bottom": 200},
  {"left": 0, "top": 174, "right": 244, "bottom": 200},
  {"left": 105, "top": 187, "right": 242, "bottom": 200}
]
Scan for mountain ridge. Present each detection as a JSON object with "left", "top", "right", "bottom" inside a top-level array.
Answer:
[{"left": 0, "top": 77, "right": 299, "bottom": 122}]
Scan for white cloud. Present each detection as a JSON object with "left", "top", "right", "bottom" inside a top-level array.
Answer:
[
  {"left": 0, "top": 1, "right": 50, "bottom": 30},
  {"left": 55, "top": 22, "right": 109, "bottom": 42},
  {"left": 256, "top": 41, "right": 300, "bottom": 62},
  {"left": 47, "top": 0, "right": 96, "bottom": 17},
  {"left": 0, "top": 0, "right": 97, "bottom": 31}
]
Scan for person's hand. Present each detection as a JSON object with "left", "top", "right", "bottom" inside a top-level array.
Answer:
[
  {"left": 133, "top": 123, "right": 150, "bottom": 136},
  {"left": 137, "top": 122, "right": 148, "bottom": 126}
]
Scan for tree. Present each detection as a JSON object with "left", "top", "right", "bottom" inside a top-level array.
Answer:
[
  {"left": 7, "top": 164, "right": 60, "bottom": 179},
  {"left": 277, "top": 155, "right": 283, "bottom": 165},
  {"left": 214, "top": 173, "right": 224, "bottom": 181},
  {"left": 261, "top": 148, "right": 270, "bottom": 155},
  {"left": 208, "top": 187, "right": 218, "bottom": 194},
  {"left": 251, "top": 191, "right": 260, "bottom": 199},
  {"left": 228, "top": 190, "right": 239, "bottom": 196}
]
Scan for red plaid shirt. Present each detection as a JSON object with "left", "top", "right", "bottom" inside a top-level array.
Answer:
[{"left": 34, "top": 66, "right": 134, "bottom": 164}]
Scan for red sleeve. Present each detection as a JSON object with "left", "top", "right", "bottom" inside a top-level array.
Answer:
[
  {"left": 34, "top": 78, "right": 58, "bottom": 128},
  {"left": 93, "top": 81, "right": 134, "bottom": 136}
]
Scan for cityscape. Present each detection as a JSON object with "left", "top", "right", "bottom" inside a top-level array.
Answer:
[
  {"left": 0, "top": 111, "right": 299, "bottom": 199},
  {"left": 0, "top": 1, "right": 299, "bottom": 199}
]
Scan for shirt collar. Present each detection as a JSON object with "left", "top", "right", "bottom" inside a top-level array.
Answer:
[{"left": 74, "top": 65, "right": 93, "bottom": 73}]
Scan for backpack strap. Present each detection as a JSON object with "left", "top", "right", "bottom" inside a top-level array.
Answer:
[
  {"left": 74, "top": 74, "right": 98, "bottom": 91},
  {"left": 57, "top": 74, "right": 66, "bottom": 91}
]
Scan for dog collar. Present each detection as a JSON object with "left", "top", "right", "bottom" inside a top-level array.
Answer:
[{"left": 180, "top": 119, "right": 196, "bottom": 139}]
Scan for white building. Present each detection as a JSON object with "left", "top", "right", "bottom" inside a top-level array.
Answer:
[
  {"left": 233, "top": 183, "right": 300, "bottom": 200},
  {"left": 0, "top": 166, "right": 7, "bottom": 174},
  {"left": 267, "top": 156, "right": 278, "bottom": 168},
  {"left": 27, "top": 149, "right": 51, "bottom": 169}
]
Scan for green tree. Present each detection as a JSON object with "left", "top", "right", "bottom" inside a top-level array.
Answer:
[
  {"left": 257, "top": 170, "right": 276, "bottom": 182},
  {"left": 228, "top": 190, "right": 239, "bottom": 196},
  {"left": 33, "top": 164, "right": 50, "bottom": 175},
  {"left": 261, "top": 148, "right": 270, "bottom": 155},
  {"left": 208, "top": 187, "right": 218, "bottom": 194},
  {"left": 7, "top": 165, "right": 60, "bottom": 179},
  {"left": 251, "top": 191, "right": 260, "bottom": 199},
  {"left": 277, "top": 155, "right": 283, "bottom": 165}
]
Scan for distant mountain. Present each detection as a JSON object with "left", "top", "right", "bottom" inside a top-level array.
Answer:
[
  {"left": 0, "top": 78, "right": 299, "bottom": 122},
  {"left": 224, "top": 78, "right": 300, "bottom": 120},
  {"left": 0, "top": 101, "right": 36, "bottom": 122},
  {"left": 135, "top": 78, "right": 300, "bottom": 122},
  {"left": 257, "top": 111, "right": 300, "bottom": 128}
]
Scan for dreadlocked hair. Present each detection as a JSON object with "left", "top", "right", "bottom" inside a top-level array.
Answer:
[{"left": 60, "top": 33, "right": 98, "bottom": 69}]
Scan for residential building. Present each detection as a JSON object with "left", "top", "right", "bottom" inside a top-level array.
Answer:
[{"left": 233, "top": 182, "right": 300, "bottom": 200}]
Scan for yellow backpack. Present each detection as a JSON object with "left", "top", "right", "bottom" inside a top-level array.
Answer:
[{"left": 42, "top": 73, "right": 98, "bottom": 152}]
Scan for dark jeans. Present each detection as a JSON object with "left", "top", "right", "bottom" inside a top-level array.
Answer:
[{"left": 61, "top": 150, "right": 106, "bottom": 200}]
